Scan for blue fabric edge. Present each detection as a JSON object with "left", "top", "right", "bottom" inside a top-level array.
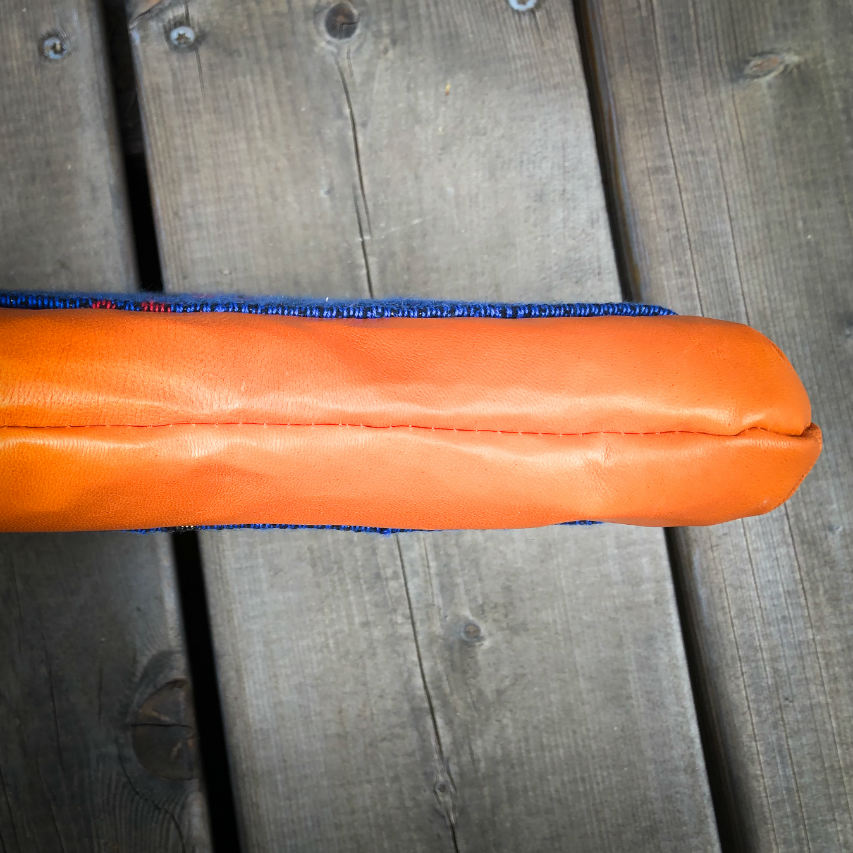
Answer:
[
  {"left": 132, "top": 521, "right": 601, "bottom": 534},
  {"left": 0, "top": 290, "right": 676, "bottom": 318}
]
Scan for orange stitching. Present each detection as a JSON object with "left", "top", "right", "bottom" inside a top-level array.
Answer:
[{"left": 0, "top": 422, "right": 811, "bottom": 439}]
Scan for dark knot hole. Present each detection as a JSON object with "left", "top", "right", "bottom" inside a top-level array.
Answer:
[{"left": 325, "top": 2, "right": 360, "bottom": 39}]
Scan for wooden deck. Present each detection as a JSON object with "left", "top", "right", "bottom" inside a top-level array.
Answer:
[{"left": 1, "top": 0, "right": 850, "bottom": 850}]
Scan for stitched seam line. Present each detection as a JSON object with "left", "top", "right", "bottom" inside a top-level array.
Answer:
[{"left": 0, "top": 422, "right": 812, "bottom": 439}]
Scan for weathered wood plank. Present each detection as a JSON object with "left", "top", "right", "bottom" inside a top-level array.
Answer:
[
  {"left": 131, "top": 6, "right": 464, "bottom": 848},
  {"left": 0, "top": 2, "right": 211, "bottom": 849},
  {"left": 394, "top": 528, "right": 717, "bottom": 852},
  {"left": 131, "top": 0, "right": 718, "bottom": 849},
  {"left": 583, "top": 0, "right": 853, "bottom": 848},
  {"left": 0, "top": 536, "right": 210, "bottom": 852},
  {"left": 1, "top": 0, "right": 136, "bottom": 288},
  {"left": 198, "top": 531, "right": 460, "bottom": 852}
]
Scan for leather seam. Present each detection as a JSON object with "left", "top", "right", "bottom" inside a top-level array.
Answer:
[{"left": 0, "top": 422, "right": 814, "bottom": 439}]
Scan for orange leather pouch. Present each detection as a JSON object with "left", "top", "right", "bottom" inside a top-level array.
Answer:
[{"left": 0, "top": 293, "right": 821, "bottom": 532}]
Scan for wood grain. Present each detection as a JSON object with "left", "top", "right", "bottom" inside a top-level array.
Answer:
[
  {"left": 0, "top": 0, "right": 136, "bottom": 289},
  {"left": 131, "top": 0, "right": 718, "bottom": 849},
  {"left": 0, "top": 535, "right": 210, "bottom": 852},
  {"left": 0, "top": 1, "right": 211, "bottom": 848},
  {"left": 583, "top": 0, "right": 853, "bottom": 848}
]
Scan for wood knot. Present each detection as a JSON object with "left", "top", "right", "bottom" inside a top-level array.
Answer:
[
  {"left": 131, "top": 679, "right": 198, "bottom": 780},
  {"left": 325, "top": 2, "right": 359, "bottom": 39},
  {"left": 433, "top": 773, "right": 458, "bottom": 825},
  {"left": 742, "top": 51, "right": 799, "bottom": 81}
]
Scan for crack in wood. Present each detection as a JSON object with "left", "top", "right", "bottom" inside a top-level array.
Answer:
[
  {"left": 336, "top": 57, "right": 374, "bottom": 296},
  {"left": 353, "top": 187, "right": 375, "bottom": 297},
  {"left": 39, "top": 629, "right": 66, "bottom": 777},
  {"left": 35, "top": 762, "right": 68, "bottom": 853},
  {"left": 394, "top": 537, "right": 460, "bottom": 852},
  {"left": 0, "top": 762, "right": 21, "bottom": 852}
]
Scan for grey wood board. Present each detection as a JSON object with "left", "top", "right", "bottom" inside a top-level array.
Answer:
[
  {"left": 0, "top": 1, "right": 211, "bottom": 849},
  {"left": 131, "top": 0, "right": 718, "bottom": 850},
  {"left": 0, "top": 0, "right": 136, "bottom": 289},
  {"left": 584, "top": 0, "right": 853, "bottom": 848},
  {"left": 0, "top": 535, "right": 210, "bottom": 852}
]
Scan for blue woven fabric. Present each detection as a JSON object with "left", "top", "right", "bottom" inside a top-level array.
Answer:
[
  {"left": 0, "top": 290, "right": 675, "bottom": 318},
  {"left": 134, "top": 520, "right": 601, "bottom": 534}
]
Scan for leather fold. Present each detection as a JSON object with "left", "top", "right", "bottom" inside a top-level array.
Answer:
[{"left": 0, "top": 308, "right": 821, "bottom": 531}]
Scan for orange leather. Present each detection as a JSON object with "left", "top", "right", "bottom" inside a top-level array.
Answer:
[{"left": 0, "top": 309, "right": 821, "bottom": 531}]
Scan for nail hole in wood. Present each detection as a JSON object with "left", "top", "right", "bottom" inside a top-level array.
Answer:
[
  {"left": 40, "top": 32, "right": 69, "bottom": 60},
  {"left": 462, "top": 621, "right": 484, "bottom": 643}
]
